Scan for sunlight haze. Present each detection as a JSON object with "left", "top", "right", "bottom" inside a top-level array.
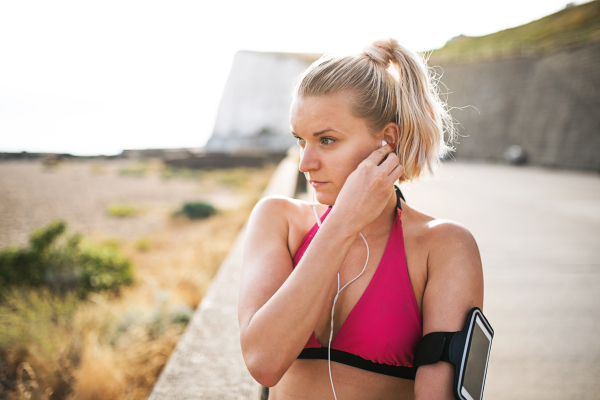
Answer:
[{"left": 0, "top": 0, "right": 580, "bottom": 155}]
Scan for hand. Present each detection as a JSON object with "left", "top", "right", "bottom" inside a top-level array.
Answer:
[{"left": 331, "top": 143, "right": 404, "bottom": 234}]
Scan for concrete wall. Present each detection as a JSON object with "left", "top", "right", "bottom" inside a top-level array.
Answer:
[
  {"left": 164, "top": 152, "right": 286, "bottom": 170},
  {"left": 436, "top": 42, "right": 600, "bottom": 171},
  {"left": 148, "top": 146, "right": 302, "bottom": 400},
  {"left": 206, "top": 51, "right": 316, "bottom": 154},
  {"left": 205, "top": 44, "right": 599, "bottom": 171}
]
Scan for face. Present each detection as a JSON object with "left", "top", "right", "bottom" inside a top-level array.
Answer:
[{"left": 290, "top": 91, "right": 395, "bottom": 206}]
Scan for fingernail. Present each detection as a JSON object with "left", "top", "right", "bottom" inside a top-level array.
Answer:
[{"left": 388, "top": 143, "right": 395, "bottom": 148}]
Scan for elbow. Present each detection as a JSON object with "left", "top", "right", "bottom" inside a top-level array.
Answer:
[
  {"left": 242, "top": 346, "right": 286, "bottom": 388},
  {"left": 239, "top": 319, "right": 290, "bottom": 387},
  {"left": 249, "top": 365, "right": 283, "bottom": 388}
]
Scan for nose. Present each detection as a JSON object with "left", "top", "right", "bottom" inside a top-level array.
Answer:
[{"left": 298, "top": 145, "right": 319, "bottom": 174}]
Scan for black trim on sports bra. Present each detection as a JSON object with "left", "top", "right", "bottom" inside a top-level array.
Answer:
[
  {"left": 298, "top": 348, "right": 416, "bottom": 380},
  {"left": 395, "top": 185, "right": 405, "bottom": 210},
  {"left": 327, "top": 185, "right": 405, "bottom": 210},
  {"left": 306, "top": 185, "right": 409, "bottom": 379}
]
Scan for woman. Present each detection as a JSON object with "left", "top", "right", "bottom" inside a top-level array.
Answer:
[{"left": 238, "top": 38, "right": 484, "bottom": 399}]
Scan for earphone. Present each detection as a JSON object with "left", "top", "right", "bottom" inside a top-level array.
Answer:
[{"left": 310, "top": 139, "right": 387, "bottom": 399}]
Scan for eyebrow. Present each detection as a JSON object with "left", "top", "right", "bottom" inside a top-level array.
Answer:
[{"left": 290, "top": 128, "right": 343, "bottom": 138}]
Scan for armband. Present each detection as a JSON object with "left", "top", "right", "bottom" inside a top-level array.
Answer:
[{"left": 413, "top": 307, "right": 494, "bottom": 400}]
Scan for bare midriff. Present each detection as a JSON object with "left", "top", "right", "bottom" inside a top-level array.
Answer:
[{"left": 269, "top": 359, "right": 415, "bottom": 400}]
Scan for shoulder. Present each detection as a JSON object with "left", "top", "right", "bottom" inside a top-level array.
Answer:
[
  {"left": 250, "top": 195, "right": 290, "bottom": 220},
  {"left": 401, "top": 201, "right": 477, "bottom": 252},
  {"left": 417, "top": 215, "right": 483, "bottom": 328},
  {"left": 400, "top": 203, "right": 483, "bottom": 310},
  {"left": 249, "top": 195, "right": 315, "bottom": 224},
  {"left": 426, "top": 218, "right": 478, "bottom": 250},
  {"left": 424, "top": 218, "right": 481, "bottom": 276},
  {"left": 246, "top": 196, "right": 292, "bottom": 240},
  {"left": 248, "top": 196, "right": 324, "bottom": 238},
  {"left": 402, "top": 201, "right": 480, "bottom": 273}
]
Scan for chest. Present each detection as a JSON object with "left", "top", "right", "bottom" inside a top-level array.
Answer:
[{"left": 288, "top": 209, "right": 428, "bottom": 348}]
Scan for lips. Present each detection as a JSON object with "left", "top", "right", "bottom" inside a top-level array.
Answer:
[{"left": 309, "top": 180, "right": 328, "bottom": 187}]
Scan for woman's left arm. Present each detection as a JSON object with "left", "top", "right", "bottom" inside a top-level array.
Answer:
[{"left": 414, "top": 221, "right": 484, "bottom": 400}]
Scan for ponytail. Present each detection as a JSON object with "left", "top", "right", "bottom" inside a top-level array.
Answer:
[{"left": 295, "top": 37, "right": 456, "bottom": 183}]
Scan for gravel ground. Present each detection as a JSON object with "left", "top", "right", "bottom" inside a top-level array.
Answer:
[{"left": 0, "top": 159, "right": 248, "bottom": 248}]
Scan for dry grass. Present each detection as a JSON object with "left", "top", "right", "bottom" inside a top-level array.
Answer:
[
  {"left": 0, "top": 159, "right": 276, "bottom": 400},
  {"left": 429, "top": 1, "right": 600, "bottom": 63},
  {"left": 69, "top": 294, "right": 185, "bottom": 400}
]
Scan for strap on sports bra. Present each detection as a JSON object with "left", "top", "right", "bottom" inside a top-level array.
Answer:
[{"left": 395, "top": 185, "right": 404, "bottom": 210}]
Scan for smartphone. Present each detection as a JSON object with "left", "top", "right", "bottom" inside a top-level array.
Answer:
[{"left": 458, "top": 312, "right": 493, "bottom": 400}]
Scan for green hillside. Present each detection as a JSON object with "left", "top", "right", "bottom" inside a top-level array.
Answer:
[{"left": 429, "top": 0, "right": 600, "bottom": 63}]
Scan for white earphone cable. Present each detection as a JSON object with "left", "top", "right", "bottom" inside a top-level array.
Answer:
[
  {"left": 309, "top": 139, "right": 387, "bottom": 398},
  {"left": 312, "top": 190, "right": 369, "bottom": 400}
]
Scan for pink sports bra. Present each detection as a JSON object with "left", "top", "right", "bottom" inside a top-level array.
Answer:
[{"left": 293, "top": 186, "right": 422, "bottom": 380}]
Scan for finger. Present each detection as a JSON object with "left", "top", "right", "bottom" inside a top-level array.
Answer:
[
  {"left": 372, "top": 144, "right": 394, "bottom": 167},
  {"left": 371, "top": 144, "right": 394, "bottom": 166},
  {"left": 381, "top": 151, "right": 399, "bottom": 172},
  {"left": 385, "top": 158, "right": 404, "bottom": 185}
]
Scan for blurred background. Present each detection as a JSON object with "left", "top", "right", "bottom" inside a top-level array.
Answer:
[{"left": 0, "top": 0, "right": 599, "bottom": 399}]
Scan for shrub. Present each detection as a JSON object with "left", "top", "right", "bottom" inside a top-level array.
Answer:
[
  {"left": 106, "top": 203, "right": 138, "bottom": 217},
  {"left": 169, "top": 303, "right": 194, "bottom": 324},
  {"left": 178, "top": 202, "right": 217, "bottom": 220},
  {"left": 0, "top": 220, "right": 134, "bottom": 293},
  {"left": 79, "top": 243, "right": 134, "bottom": 292},
  {"left": 118, "top": 164, "right": 147, "bottom": 177},
  {"left": 160, "top": 165, "right": 204, "bottom": 181},
  {"left": 135, "top": 237, "right": 150, "bottom": 252}
]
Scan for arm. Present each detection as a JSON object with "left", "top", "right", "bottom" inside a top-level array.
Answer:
[
  {"left": 239, "top": 144, "right": 401, "bottom": 387},
  {"left": 238, "top": 196, "right": 360, "bottom": 387},
  {"left": 414, "top": 221, "right": 484, "bottom": 400}
]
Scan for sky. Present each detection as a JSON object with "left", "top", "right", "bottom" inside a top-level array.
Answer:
[{"left": 0, "top": 0, "right": 582, "bottom": 156}]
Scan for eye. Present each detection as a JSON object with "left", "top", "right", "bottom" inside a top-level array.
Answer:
[
  {"left": 292, "top": 134, "right": 305, "bottom": 145},
  {"left": 292, "top": 134, "right": 336, "bottom": 146}
]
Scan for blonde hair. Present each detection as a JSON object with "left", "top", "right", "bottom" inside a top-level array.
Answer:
[{"left": 293, "top": 38, "right": 456, "bottom": 184}]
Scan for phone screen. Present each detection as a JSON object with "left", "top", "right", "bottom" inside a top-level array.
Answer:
[{"left": 460, "top": 316, "right": 492, "bottom": 400}]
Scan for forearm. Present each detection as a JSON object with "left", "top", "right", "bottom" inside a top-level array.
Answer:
[{"left": 242, "top": 208, "right": 359, "bottom": 382}]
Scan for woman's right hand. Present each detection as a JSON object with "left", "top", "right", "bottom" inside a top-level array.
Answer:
[{"left": 330, "top": 143, "right": 404, "bottom": 234}]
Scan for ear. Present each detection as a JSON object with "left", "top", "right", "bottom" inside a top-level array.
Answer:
[{"left": 380, "top": 122, "right": 400, "bottom": 146}]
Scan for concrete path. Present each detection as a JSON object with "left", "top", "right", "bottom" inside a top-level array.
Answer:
[
  {"left": 150, "top": 155, "right": 599, "bottom": 399},
  {"left": 397, "top": 161, "right": 600, "bottom": 400}
]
